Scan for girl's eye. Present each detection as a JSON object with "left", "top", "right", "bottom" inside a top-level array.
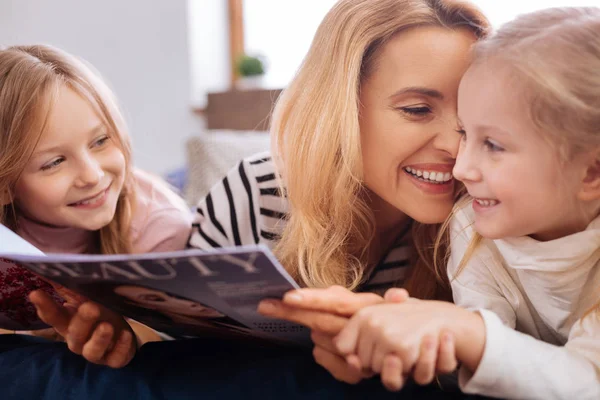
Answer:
[
  {"left": 92, "top": 135, "right": 110, "bottom": 148},
  {"left": 484, "top": 139, "right": 504, "bottom": 152},
  {"left": 41, "top": 157, "right": 64, "bottom": 171},
  {"left": 398, "top": 106, "right": 432, "bottom": 116}
]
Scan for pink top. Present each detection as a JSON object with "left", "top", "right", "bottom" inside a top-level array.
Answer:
[
  {"left": 17, "top": 169, "right": 193, "bottom": 254},
  {"left": 0, "top": 169, "right": 193, "bottom": 329}
]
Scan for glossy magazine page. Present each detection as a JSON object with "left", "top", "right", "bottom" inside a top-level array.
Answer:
[{"left": 0, "top": 224, "right": 309, "bottom": 345}]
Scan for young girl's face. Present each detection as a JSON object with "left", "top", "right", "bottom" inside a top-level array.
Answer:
[
  {"left": 454, "top": 62, "right": 589, "bottom": 241},
  {"left": 14, "top": 86, "right": 126, "bottom": 231}
]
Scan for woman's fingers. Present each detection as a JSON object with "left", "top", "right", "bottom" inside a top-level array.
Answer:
[
  {"left": 281, "top": 286, "right": 384, "bottom": 316},
  {"left": 383, "top": 288, "right": 410, "bottom": 303},
  {"left": 258, "top": 300, "right": 348, "bottom": 335},
  {"left": 310, "top": 330, "right": 338, "bottom": 353},
  {"left": 312, "top": 345, "right": 364, "bottom": 384}
]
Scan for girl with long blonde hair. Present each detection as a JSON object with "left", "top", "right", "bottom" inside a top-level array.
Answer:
[
  {"left": 333, "top": 7, "right": 600, "bottom": 398},
  {"left": 0, "top": 44, "right": 192, "bottom": 367}
]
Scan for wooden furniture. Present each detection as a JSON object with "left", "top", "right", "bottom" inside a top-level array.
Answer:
[{"left": 205, "top": 88, "right": 283, "bottom": 131}]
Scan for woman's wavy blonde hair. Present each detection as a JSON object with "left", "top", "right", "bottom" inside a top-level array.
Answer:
[
  {"left": 0, "top": 45, "right": 136, "bottom": 254},
  {"left": 271, "top": 0, "right": 489, "bottom": 299},
  {"left": 436, "top": 7, "right": 600, "bottom": 312}
]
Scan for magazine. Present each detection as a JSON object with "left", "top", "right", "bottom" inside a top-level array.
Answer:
[{"left": 0, "top": 224, "right": 309, "bottom": 345}]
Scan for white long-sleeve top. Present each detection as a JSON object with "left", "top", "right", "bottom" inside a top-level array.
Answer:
[{"left": 448, "top": 204, "right": 600, "bottom": 399}]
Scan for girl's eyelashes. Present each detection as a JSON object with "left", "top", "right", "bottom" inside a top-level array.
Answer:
[
  {"left": 484, "top": 139, "right": 504, "bottom": 152},
  {"left": 456, "top": 128, "right": 504, "bottom": 152},
  {"left": 92, "top": 134, "right": 110, "bottom": 148},
  {"left": 41, "top": 157, "right": 65, "bottom": 171}
]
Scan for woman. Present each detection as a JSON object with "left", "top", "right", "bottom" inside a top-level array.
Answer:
[
  {"left": 1, "top": 0, "right": 490, "bottom": 398},
  {"left": 188, "top": 0, "right": 489, "bottom": 388}
]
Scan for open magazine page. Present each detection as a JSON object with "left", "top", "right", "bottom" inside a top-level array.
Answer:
[{"left": 0, "top": 225, "right": 310, "bottom": 345}]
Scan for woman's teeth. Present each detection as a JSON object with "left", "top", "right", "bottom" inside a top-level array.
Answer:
[
  {"left": 404, "top": 167, "right": 452, "bottom": 184},
  {"left": 475, "top": 198, "right": 499, "bottom": 207}
]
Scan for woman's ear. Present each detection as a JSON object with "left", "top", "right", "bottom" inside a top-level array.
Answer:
[{"left": 578, "top": 152, "right": 600, "bottom": 202}]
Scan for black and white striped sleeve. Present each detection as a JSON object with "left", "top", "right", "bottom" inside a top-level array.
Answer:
[{"left": 188, "top": 152, "right": 284, "bottom": 250}]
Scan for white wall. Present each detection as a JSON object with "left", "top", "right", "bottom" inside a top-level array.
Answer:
[
  {"left": 188, "top": 0, "right": 230, "bottom": 109},
  {"left": 0, "top": 0, "right": 204, "bottom": 175},
  {"left": 473, "top": 0, "right": 600, "bottom": 27}
]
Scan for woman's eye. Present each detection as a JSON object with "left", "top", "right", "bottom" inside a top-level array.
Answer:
[
  {"left": 398, "top": 106, "right": 431, "bottom": 116},
  {"left": 41, "top": 157, "right": 64, "bottom": 171}
]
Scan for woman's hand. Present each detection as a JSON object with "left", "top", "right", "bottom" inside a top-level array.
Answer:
[{"left": 29, "top": 287, "right": 136, "bottom": 368}]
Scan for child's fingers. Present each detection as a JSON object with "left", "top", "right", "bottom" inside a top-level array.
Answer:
[
  {"left": 29, "top": 290, "right": 71, "bottom": 335},
  {"left": 81, "top": 323, "right": 114, "bottom": 364},
  {"left": 357, "top": 330, "right": 375, "bottom": 372},
  {"left": 370, "top": 344, "right": 388, "bottom": 373},
  {"left": 66, "top": 302, "right": 101, "bottom": 354},
  {"left": 381, "top": 354, "right": 404, "bottom": 392},
  {"left": 333, "top": 315, "right": 362, "bottom": 355},
  {"left": 104, "top": 330, "right": 134, "bottom": 369},
  {"left": 436, "top": 332, "right": 458, "bottom": 374},
  {"left": 413, "top": 334, "right": 439, "bottom": 385}
]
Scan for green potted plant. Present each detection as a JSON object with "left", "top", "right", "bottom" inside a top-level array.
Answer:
[{"left": 235, "top": 54, "right": 266, "bottom": 89}]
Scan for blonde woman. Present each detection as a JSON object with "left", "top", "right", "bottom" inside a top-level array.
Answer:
[{"left": 189, "top": 0, "right": 489, "bottom": 390}]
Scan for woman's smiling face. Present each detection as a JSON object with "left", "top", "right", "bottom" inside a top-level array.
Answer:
[{"left": 359, "top": 26, "right": 477, "bottom": 228}]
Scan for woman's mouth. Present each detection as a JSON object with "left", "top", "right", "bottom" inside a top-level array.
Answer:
[
  {"left": 403, "top": 165, "right": 454, "bottom": 195},
  {"left": 404, "top": 167, "right": 453, "bottom": 184}
]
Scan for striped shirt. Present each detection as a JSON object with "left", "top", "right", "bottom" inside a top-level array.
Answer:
[{"left": 188, "top": 152, "right": 412, "bottom": 294}]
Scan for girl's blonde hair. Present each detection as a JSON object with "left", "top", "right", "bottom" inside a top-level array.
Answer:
[
  {"left": 438, "top": 7, "right": 600, "bottom": 279},
  {"left": 271, "top": 0, "right": 489, "bottom": 299},
  {"left": 0, "top": 45, "right": 136, "bottom": 254}
]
